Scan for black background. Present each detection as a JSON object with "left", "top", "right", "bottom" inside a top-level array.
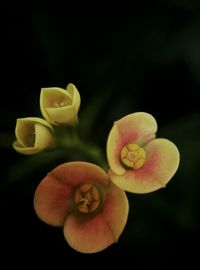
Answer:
[{"left": 2, "top": 1, "right": 200, "bottom": 268}]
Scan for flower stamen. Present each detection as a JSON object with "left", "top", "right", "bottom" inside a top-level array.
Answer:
[
  {"left": 121, "top": 143, "right": 146, "bottom": 170},
  {"left": 75, "top": 183, "right": 101, "bottom": 213},
  {"left": 52, "top": 97, "right": 72, "bottom": 108}
]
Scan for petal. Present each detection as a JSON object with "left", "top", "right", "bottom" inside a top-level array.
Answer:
[
  {"left": 51, "top": 161, "right": 110, "bottom": 189},
  {"left": 34, "top": 173, "right": 73, "bottom": 226},
  {"left": 40, "top": 87, "right": 72, "bottom": 124},
  {"left": 15, "top": 117, "right": 53, "bottom": 146},
  {"left": 16, "top": 117, "right": 53, "bottom": 129},
  {"left": 34, "top": 123, "right": 55, "bottom": 149},
  {"left": 63, "top": 183, "right": 129, "bottom": 253},
  {"left": 109, "top": 138, "right": 180, "bottom": 193},
  {"left": 107, "top": 112, "right": 157, "bottom": 176},
  {"left": 13, "top": 141, "right": 41, "bottom": 155},
  {"left": 13, "top": 117, "right": 54, "bottom": 154},
  {"left": 66, "top": 83, "right": 81, "bottom": 112},
  {"left": 40, "top": 87, "right": 72, "bottom": 108},
  {"left": 45, "top": 106, "right": 78, "bottom": 125},
  {"left": 40, "top": 85, "right": 80, "bottom": 126}
]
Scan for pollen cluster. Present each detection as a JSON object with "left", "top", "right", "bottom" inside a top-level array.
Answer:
[
  {"left": 120, "top": 143, "right": 146, "bottom": 170},
  {"left": 75, "top": 183, "right": 101, "bottom": 213}
]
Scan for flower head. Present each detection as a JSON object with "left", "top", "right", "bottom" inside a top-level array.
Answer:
[
  {"left": 107, "top": 112, "right": 180, "bottom": 193},
  {"left": 13, "top": 117, "right": 55, "bottom": 155},
  {"left": 40, "top": 83, "right": 81, "bottom": 126},
  {"left": 34, "top": 162, "right": 129, "bottom": 253}
]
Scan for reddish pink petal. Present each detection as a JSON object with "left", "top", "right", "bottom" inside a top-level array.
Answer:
[
  {"left": 34, "top": 173, "right": 73, "bottom": 226},
  {"left": 107, "top": 112, "right": 157, "bottom": 176},
  {"left": 108, "top": 138, "right": 180, "bottom": 193},
  {"left": 63, "top": 183, "right": 128, "bottom": 253},
  {"left": 34, "top": 162, "right": 110, "bottom": 226},
  {"left": 51, "top": 161, "right": 109, "bottom": 188}
]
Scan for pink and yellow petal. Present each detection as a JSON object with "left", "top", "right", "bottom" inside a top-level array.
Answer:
[
  {"left": 109, "top": 138, "right": 180, "bottom": 194},
  {"left": 100, "top": 182, "right": 129, "bottom": 242},
  {"left": 51, "top": 162, "right": 110, "bottom": 188},
  {"left": 63, "top": 183, "right": 128, "bottom": 253},
  {"left": 107, "top": 112, "right": 157, "bottom": 176},
  {"left": 107, "top": 124, "right": 126, "bottom": 176},
  {"left": 34, "top": 173, "right": 73, "bottom": 227}
]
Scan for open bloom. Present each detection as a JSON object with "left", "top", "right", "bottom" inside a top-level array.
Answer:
[
  {"left": 40, "top": 83, "right": 80, "bottom": 126},
  {"left": 107, "top": 112, "right": 180, "bottom": 193},
  {"left": 13, "top": 117, "right": 55, "bottom": 155},
  {"left": 34, "top": 162, "right": 129, "bottom": 253}
]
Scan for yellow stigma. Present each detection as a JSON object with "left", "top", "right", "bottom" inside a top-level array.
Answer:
[
  {"left": 75, "top": 183, "right": 101, "bottom": 213},
  {"left": 51, "top": 96, "right": 72, "bottom": 108},
  {"left": 120, "top": 143, "right": 146, "bottom": 170}
]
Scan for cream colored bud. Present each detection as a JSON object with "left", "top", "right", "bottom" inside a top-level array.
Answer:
[
  {"left": 40, "top": 83, "right": 81, "bottom": 126},
  {"left": 13, "top": 117, "right": 55, "bottom": 155}
]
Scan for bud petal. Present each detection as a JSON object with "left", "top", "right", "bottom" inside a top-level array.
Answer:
[
  {"left": 13, "top": 117, "right": 55, "bottom": 155},
  {"left": 40, "top": 83, "right": 81, "bottom": 125}
]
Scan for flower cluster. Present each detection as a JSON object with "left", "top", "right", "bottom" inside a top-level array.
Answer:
[
  {"left": 13, "top": 83, "right": 80, "bottom": 154},
  {"left": 13, "top": 83, "right": 180, "bottom": 254}
]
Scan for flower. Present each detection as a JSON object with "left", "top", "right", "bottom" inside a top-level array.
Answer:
[
  {"left": 40, "top": 83, "right": 81, "bottom": 126},
  {"left": 13, "top": 117, "right": 55, "bottom": 155},
  {"left": 34, "top": 161, "right": 129, "bottom": 253},
  {"left": 107, "top": 112, "right": 180, "bottom": 194}
]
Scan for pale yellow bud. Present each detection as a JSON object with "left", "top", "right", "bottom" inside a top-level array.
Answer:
[
  {"left": 40, "top": 83, "right": 81, "bottom": 126},
  {"left": 13, "top": 117, "right": 55, "bottom": 155}
]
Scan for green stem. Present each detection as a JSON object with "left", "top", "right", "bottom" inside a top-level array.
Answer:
[
  {"left": 75, "top": 136, "right": 108, "bottom": 170},
  {"left": 56, "top": 126, "right": 108, "bottom": 171}
]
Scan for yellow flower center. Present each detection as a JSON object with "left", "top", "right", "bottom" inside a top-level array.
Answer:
[
  {"left": 120, "top": 143, "right": 146, "bottom": 170},
  {"left": 52, "top": 97, "right": 72, "bottom": 107},
  {"left": 75, "top": 183, "right": 101, "bottom": 213}
]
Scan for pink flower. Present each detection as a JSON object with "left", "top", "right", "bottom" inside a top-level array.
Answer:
[
  {"left": 34, "top": 162, "right": 129, "bottom": 253},
  {"left": 107, "top": 112, "right": 180, "bottom": 193}
]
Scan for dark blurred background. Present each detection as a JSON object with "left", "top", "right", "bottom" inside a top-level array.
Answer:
[{"left": 2, "top": 1, "right": 200, "bottom": 267}]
